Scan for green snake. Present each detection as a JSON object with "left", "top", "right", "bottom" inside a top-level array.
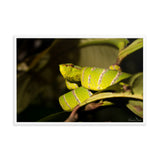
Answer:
[{"left": 59, "top": 63, "right": 131, "bottom": 111}]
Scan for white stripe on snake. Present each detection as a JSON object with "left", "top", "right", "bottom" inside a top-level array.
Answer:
[
  {"left": 88, "top": 90, "right": 93, "bottom": 96},
  {"left": 72, "top": 90, "right": 81, "bottom": 104},
  {"left": 110, "top": 71, "right": 122, "bottom": 85},
  {"left": 63, "top": 95, "right": 72, "bottom": 110},
  {"left": 82, "top": 67, "right": 87, "bottom": 84},
  {"left": 98, "top": 69, "right": 108, "bottom": 85},
  {"left": 91, "top": 67, "right": 96, "bottom": 71},
  {"left": 88, "top": 74, "right": 91, "bottom": 89}
]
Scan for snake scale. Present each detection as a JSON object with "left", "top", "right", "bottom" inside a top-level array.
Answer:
[{"left": 59, "top": 63, "right": 131, "bottom": 111}]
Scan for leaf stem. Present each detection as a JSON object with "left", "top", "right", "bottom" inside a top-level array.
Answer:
[{"left": 79, "top": 92, "right": 143, "bottom": 107}]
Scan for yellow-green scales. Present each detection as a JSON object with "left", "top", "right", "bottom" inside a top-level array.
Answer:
[{"left": 59, "top": 63, "right": 131, "bottom": 111}]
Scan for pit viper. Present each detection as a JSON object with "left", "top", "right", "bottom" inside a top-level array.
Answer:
[{"left": 59, "top": 63, "right": 131, "bottom": 111}]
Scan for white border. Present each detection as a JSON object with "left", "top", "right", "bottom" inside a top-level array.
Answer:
[{"left": 14, "top": 36, "right": 145, "bottom": 126}]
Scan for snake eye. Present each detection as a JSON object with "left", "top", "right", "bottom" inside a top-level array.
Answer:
[
  {"left": 65, "top": 63, "right": 74, "bottom": 67},
  {"left": 66, "top": 64, "right": 69, "bottom": 67}
]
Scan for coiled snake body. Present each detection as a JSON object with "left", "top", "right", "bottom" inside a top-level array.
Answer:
[{"left": 59, "top": 63, "right": 131, "bottom": 111}]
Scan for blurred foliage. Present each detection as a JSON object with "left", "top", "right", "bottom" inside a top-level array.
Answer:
[{"left": 17, "top": 38, "right": 143, "bottom": 122}]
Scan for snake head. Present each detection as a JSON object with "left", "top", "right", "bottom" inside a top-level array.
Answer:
[{"left": 59, "top": 63, "right": 82, "bottom": 82}]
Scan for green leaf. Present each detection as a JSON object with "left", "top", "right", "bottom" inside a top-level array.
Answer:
[
  {"left": 129, "top": 72, "right": 143, "bottom": 95},
  {"left": 126, "top": 100, "right": 143, "bottom": 118},
  {"left": 126, "top": 73, "right": 143, "bottom": 118},
  {"left": 73, "top": 38, "right": 129, "bottom": 68},
  {"left": 79, "top": 92, "right": 143, "bottom": 107},
  {"left": 78, "top": 92, "right": 143, "bottom": 118},
  {"left": 74, "top": 39, "right": 124, "bottom": 68},
  {"left": 17, "top": 74, "right": 45, "bottom": 114},
  {"left": 118, "top": 38, "right": 143, "bottom": 64}
]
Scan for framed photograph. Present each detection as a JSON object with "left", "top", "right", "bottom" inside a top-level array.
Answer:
[{"left": 16, "top": 38, "right": 143, "bottom": 124}]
